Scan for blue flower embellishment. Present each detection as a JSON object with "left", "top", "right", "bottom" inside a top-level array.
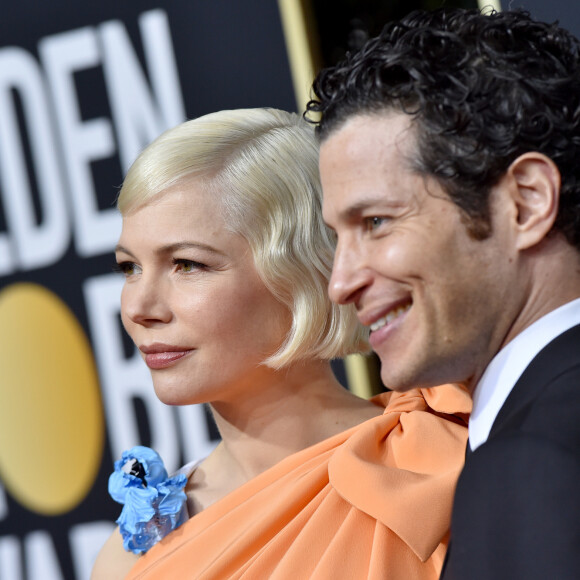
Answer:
[{"left": 108, "top": 446, "right": 188, "bottom": 554}]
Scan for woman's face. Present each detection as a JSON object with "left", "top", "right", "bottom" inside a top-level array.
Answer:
[{"left": 115, "top": 182, "right": 291, "bottom": 406}]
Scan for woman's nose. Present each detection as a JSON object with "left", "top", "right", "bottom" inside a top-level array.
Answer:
[{"left": 122, "top": 276, "right": 172, "bottom": 326}]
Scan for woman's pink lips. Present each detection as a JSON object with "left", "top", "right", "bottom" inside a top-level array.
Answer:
[{"left": 143, "top": 350, "right": 193, "bottom": 370}]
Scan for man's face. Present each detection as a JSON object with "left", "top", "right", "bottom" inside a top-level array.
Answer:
[{"left": 320, "top": 112, "right": 520, "bottom": 391}]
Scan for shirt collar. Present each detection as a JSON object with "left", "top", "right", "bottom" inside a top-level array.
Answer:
[{"left": 469, "top": 297, "right": 580, "bottom": 451}]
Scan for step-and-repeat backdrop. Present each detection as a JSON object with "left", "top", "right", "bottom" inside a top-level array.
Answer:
[
  {"left": 1, "top": 1, "right": 578, "bottom": 578},
  {"left": 509, "top": 0, "right": 580, "bottom": 36},
  {"left": 0, "top": 2, "right": 299, "bottom": 579}
]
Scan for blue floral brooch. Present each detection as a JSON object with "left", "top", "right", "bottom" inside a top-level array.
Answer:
[{"left": 108, "top": 446, "right": 188, "bottom": 554}]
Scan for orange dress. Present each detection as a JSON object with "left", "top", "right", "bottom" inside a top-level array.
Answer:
[{"left": 126, "top": 385, "right": 470, "bottom": 579}]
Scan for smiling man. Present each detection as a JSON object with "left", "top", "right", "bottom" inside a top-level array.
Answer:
[{"left": 308, "top": 8, "right": 580, "bottom": 580}]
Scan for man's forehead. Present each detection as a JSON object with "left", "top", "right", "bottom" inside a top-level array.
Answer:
[
  {"left": 321, "top": 110, "right": 415, "bottom": 149},
  {"left": 319, "top": 112, "right": 417, "bottom": 222}
]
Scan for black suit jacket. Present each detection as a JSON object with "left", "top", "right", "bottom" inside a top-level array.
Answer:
[{"left": 441, "top": 323, "right": 580, "bottom": 579}]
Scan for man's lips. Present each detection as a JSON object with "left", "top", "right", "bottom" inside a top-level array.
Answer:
[
  {"left": 367, "top": 302, "right": 411, "bottom": 332},
  {"left": 359, "top": 301, "right": 412, "bottom": 350},
  {"left": 139, "top": 344, "right": 194, "bottom": 370}
]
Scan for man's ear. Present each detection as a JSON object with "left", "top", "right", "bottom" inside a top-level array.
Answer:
[{"left": 505, "top": 152, "right": 561, "bottom": 250}]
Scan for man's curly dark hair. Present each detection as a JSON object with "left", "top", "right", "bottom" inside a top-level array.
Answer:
[{"left": 307, "top": 8, "right": 580, "bottom": 245}]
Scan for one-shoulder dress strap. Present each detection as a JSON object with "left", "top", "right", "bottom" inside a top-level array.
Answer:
[{"left": 173, "top": 457, "right": 205, "bottom": 479}]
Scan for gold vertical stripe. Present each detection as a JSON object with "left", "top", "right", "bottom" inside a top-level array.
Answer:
[
  {"left": 343, "top": 354, "right": 379, "bottom": 399},
  {"left": 478, "top": 0, "right": 502, "bottom": 11},
  {"left": 277, "top": 0, "right": 318, "bottom": 111}
]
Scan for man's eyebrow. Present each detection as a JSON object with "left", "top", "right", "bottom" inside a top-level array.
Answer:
[
  {"left": 339, "top": 196, "right": 402, "bottom": 221},
  {"left": 343, "top": 200, "right": 376, "bottom": 219},
  {"left": 323, "top": 197, "right": 381, "bottom": 228}
]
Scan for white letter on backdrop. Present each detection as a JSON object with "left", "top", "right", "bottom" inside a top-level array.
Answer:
[
  {"left": 39, "top": 27, "right": 120, "bottom": 258},
  {"left": 25, "top": 531, "right": 63, "bottom": 580},
  {"left": 0, "top": 47, "right": 69, "bottom": 274},
  {"left": 100, "top": 9, "right": 186, "bottom": 172}
]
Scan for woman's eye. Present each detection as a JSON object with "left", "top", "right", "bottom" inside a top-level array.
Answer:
[
  {"left": 113, "top": 261, "right": 139, "bottom": 276},
  {"left": 174, "top": 259, "right": 206, "bottom": 273}
]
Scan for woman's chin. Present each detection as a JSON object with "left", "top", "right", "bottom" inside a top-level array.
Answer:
[{"left": 152, "top": 385, "right": 201, "bottom": 407}]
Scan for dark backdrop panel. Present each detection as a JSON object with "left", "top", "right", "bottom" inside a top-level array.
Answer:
[
  {"left": 503, "top": 0, "right": 580, "bottom": 37},
  {"left": 0, "top": 2, "right": 297, "bottom": 579}
]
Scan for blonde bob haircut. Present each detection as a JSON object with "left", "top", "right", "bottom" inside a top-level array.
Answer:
[{"left": 118, "top": 108, "right": 368, "bottom": 368}]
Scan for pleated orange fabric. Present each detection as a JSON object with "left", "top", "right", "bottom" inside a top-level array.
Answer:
[{"left": 126, "top": 385, "right": 471, "bottom": 579}]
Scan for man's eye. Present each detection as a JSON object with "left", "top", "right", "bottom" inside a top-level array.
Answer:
[{"left": 365, "top": 217, "right": 387, "bottom": 231}]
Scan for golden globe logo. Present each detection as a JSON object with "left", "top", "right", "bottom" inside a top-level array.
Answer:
[{"left": 0, "top": 283, "right": 103, "bottom": 515}]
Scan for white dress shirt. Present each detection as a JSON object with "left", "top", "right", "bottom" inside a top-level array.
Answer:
[{"left": 469, "top": 297, "right": 580, "bottom": 451}]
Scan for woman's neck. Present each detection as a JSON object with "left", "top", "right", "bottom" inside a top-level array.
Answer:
[{"left": 186, "top": 359, "right": 382, "bottom": 513}]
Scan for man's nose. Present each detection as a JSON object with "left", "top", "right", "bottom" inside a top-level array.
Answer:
[{"left": 328, "top": 239, "right": 371, "bottom": 306}]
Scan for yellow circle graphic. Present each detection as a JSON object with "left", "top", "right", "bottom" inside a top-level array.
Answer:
[{"left": 0, "top": 282, "right": 104, "bottom": 515}]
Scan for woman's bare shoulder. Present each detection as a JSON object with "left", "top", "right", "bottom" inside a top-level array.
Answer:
[{"left": 91, "top": 527, "right": 140, "bottom": 580}]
